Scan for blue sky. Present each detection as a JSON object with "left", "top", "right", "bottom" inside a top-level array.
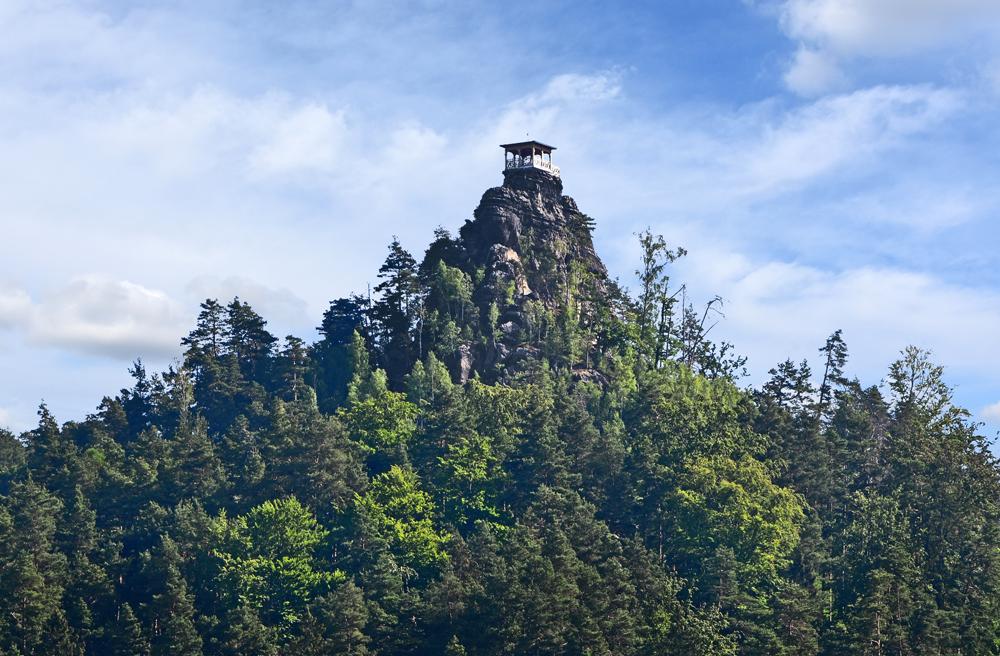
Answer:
[{"left": 2, "top": 0, "right": 1000, "bottom": 437}]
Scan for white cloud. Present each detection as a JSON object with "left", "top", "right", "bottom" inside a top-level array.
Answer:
[
  {"left": 587, "top": 84, "right": 959, "bottom": 206},
  {"left": 22, "top": 277, "right": 185, "bottom": 360},
  {"left": 830, "top": 183, "right": 988, "bottom": 232},
  {"left": 185, "top": 276, "right": 311, "bottom": 329},
  {"left": 536, "top": 72, "right": 623, "bottom": 104},
  {"left": 0, "top": 283, "right": 32, "bottom": 329},
  {"left": 737, "top": 85, "right": 958, "bottom": 194},
  {"left": 380, "top": 123, "right": 449, "bottom": 167},
  {"left": 0, "top": 1, "right": 226, "bottom": 95},
  {"left": 89, "top": 89, "right": 351, "bottom": 183},
  {"left": 982, "top": 401, "right": 1000, "bottom": 422},
  {"left": 780, "top": 0, "right": 1000, "bottom": 58},
  {"left": 678, "top": 250, "right": 1000, "bottom": 383},
  {"left": 772, "top": 0, "right": 1000, "bottom": 94},
  {"left": 250, "top": 103, "right": 348, "bottom": 177},
  {"left": 784, "top": 46, "right": 848, "bottom": 96}
]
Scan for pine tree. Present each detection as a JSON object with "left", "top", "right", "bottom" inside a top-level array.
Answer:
[
  {"left": 0, "top": 480, "right": 68, "bottom": 655},
  {"left": 814, "top": 329, "right": 848, "bottom": 423},
  {"left": 288, "top": 582, "right": 369, "bottom": 656},
  {"left": 224, "top": 298, "right": 277, "bottom": 383},
  {"left": 276, "top": 336, "right": 312, "bottom": 403},
  {"left": 0, "top": 427, "right": 26, "bottom": 481},
  {"left": 26, "top": 404, "right": 77, "bottom": 494},
  {"left": 181, "top": 299, "right": 226, "bottom": 363},
  {"left": 217, "top": 604, "right": 276, "bottom": 656},
  {"left": 59, "top": 487, "right": 114, "bottom": 653},
  {"left": 370, "top": 238, "right": 420, "bottom": 386},
  {"left": 162, "top": 416, "right": 225, "bottom": 504},
  {"left": 112, "top": 603, "right": 150, "bottom": 656},
  {"left": 220, "top": 415, "right": 265, "bottom": 507},
  {"left": 315, "top": 296, "right": 369, "bottom": 411},
  {"left": 444, "top": 634, "right": 466, "bottom": 656},
  {"left": 148, "top": 536, "right": 203, "bottom": 656}
]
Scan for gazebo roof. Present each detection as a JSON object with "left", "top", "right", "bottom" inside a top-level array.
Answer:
[{"left": 500, "top": 140, "right": 556, "bottom": 152}]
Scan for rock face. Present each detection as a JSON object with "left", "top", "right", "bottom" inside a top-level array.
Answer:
[
  {"left": 453, "top": 166, "right": 612, "bottom": 380},
  {"left": 459, "top": 167, "right": 608, "bottom": 309}
]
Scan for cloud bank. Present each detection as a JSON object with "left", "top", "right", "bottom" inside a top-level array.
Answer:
[
  {"left": 0, "top": 277, "right": 184, "bottom": 360},
  {"left": 773, "top": 0, "right": 1000, "bottom": 94}
]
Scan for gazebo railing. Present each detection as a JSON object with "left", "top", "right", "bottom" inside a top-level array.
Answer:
[{"left": 504, "top": 155, "right": 560, "bottom": 176}]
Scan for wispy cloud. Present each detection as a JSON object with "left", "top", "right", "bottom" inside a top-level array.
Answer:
[
  {"left": 784, "top": 47, "right": 848, "bottom": 96},
  {"left": 734, "top": 85, "right": 959, "bottom": 196},
  {"left": 0, "top": 283, "right": 32, "bottom": 329},
  {"left": 250, "top": 104, "right": 348, "bottom": 178},
  {"left": 982, "top": 401, "right": 1000, "bottom": 423},
  {"left": 678, "top": 249, "right": 1000, "bottom": 382},
  {"left": 779, "top": 0, "right": 1000, "bottom": 58},
  {"left": 185, "top": 276, "right": 311, "bottom": 329},
  {"left": 770, "top": 0, "right": 1000, "bottom": 94}
]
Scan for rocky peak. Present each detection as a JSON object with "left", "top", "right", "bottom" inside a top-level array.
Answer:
[
  {"left": 458, "top": 167, "right": 608, "bottom": 309},
  {"left": 439, "top": 164, "right": 613, "bottom": 382}
]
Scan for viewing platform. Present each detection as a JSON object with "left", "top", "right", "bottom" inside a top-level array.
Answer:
[{"left": 501, "top": 140, "right": 560, "bottom": 178}]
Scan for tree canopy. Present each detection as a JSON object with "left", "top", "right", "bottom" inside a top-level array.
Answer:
[{"left": 1, "top": 224, "right": 997, "bottom": 656}]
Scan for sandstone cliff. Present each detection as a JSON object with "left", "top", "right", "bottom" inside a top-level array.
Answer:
[
  {"left": 459, "top": 167, "right": 608, "bottom": 308},
  {"left": 445, "top": 166, "right": 613, "bottom": 381}
]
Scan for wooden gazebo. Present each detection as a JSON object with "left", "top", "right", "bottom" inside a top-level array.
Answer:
[{"left": 501, "top": 140, "right": 560, "bottom": 177}]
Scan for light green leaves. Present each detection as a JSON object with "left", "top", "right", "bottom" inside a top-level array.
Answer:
[{"left": 355, "top": 466, "right": 448, "bottom": 569}]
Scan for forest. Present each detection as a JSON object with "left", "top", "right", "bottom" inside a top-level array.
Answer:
[{"left": 1, "top": 168, "right": 999, "bottom": 655}]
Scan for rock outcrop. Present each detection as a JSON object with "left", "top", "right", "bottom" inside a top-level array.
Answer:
[
  {"left": 451, "top": 166, "right": 612, "bottom": 380},
  {"left": 459, "top": 167, "right": 608, "bottom": 309}
]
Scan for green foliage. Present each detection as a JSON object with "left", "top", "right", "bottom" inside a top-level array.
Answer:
[
  {"left": 671, "top": 455, "right": 805, "bottom": 589},
  {"left": 217, "top": 604, "right": 276, "bottom": 656},
  {"left": 287, "top": 581, "right": 369, "bottom": 656},
  {"left": 634, "top": 229, "right": 686, "bottom": 368},
  {"left": 339, "top": 390, "right": 418, "bottom": 453},
  {"left": 315, "top": 300, "right": 369, "bottom": 411},
  {"left": 355, "top": 466, "right": 448, "bottom": 569},
  {"left": 219, "top": 498, "right": 339, "bottom": 630},
  {"left": 4, "top": 224, "right": 1000, "bottom": 655},
  {"left": 0, "top": 428, "right": 26, "bottom": 481},
  {"left": 147, "top": 536, "right": 203, "bottom": 656},
  {"left": 0, "top": 480, "right": 68, "bottom": 655},
  {"left": 404, "top": 353, "right": 455, "bottom": 406}
]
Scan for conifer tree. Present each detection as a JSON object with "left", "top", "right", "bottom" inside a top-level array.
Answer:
[
  {"left": 371, "top": 238, "right": 420, "bottom": 385},
  {"left": 112, "top": 603, "right": 150, "bottom": 656},
  {"left": 26, "top": 404, "right": 77, "bottom": 494},
  {"left": 289, "top": 582, "right": 369, "bottom": 656},
  {"left": 217, "top": 604, "right": 276, "bottom": 656},
  {"left": 224, "top": 298, "right": 277, "bottom": 383},
  {"left": 0, "top": 427, "right": 25, "bottom": 481},
  {"left": 276, "top": 336, "right": 311, "bottom": 403},
  {"left": 148, "top": 536, "right": 203, "bottom": 656},
  {"left": 0, "top": 480, "right": 68, "bottom": 655},
  {"left": 315, "top": 296, "right": 369, "bottom": 411}
]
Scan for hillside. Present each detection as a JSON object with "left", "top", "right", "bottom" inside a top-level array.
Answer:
[{"left": 1, "top": 162, "right": 999, "bottom": 656}]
